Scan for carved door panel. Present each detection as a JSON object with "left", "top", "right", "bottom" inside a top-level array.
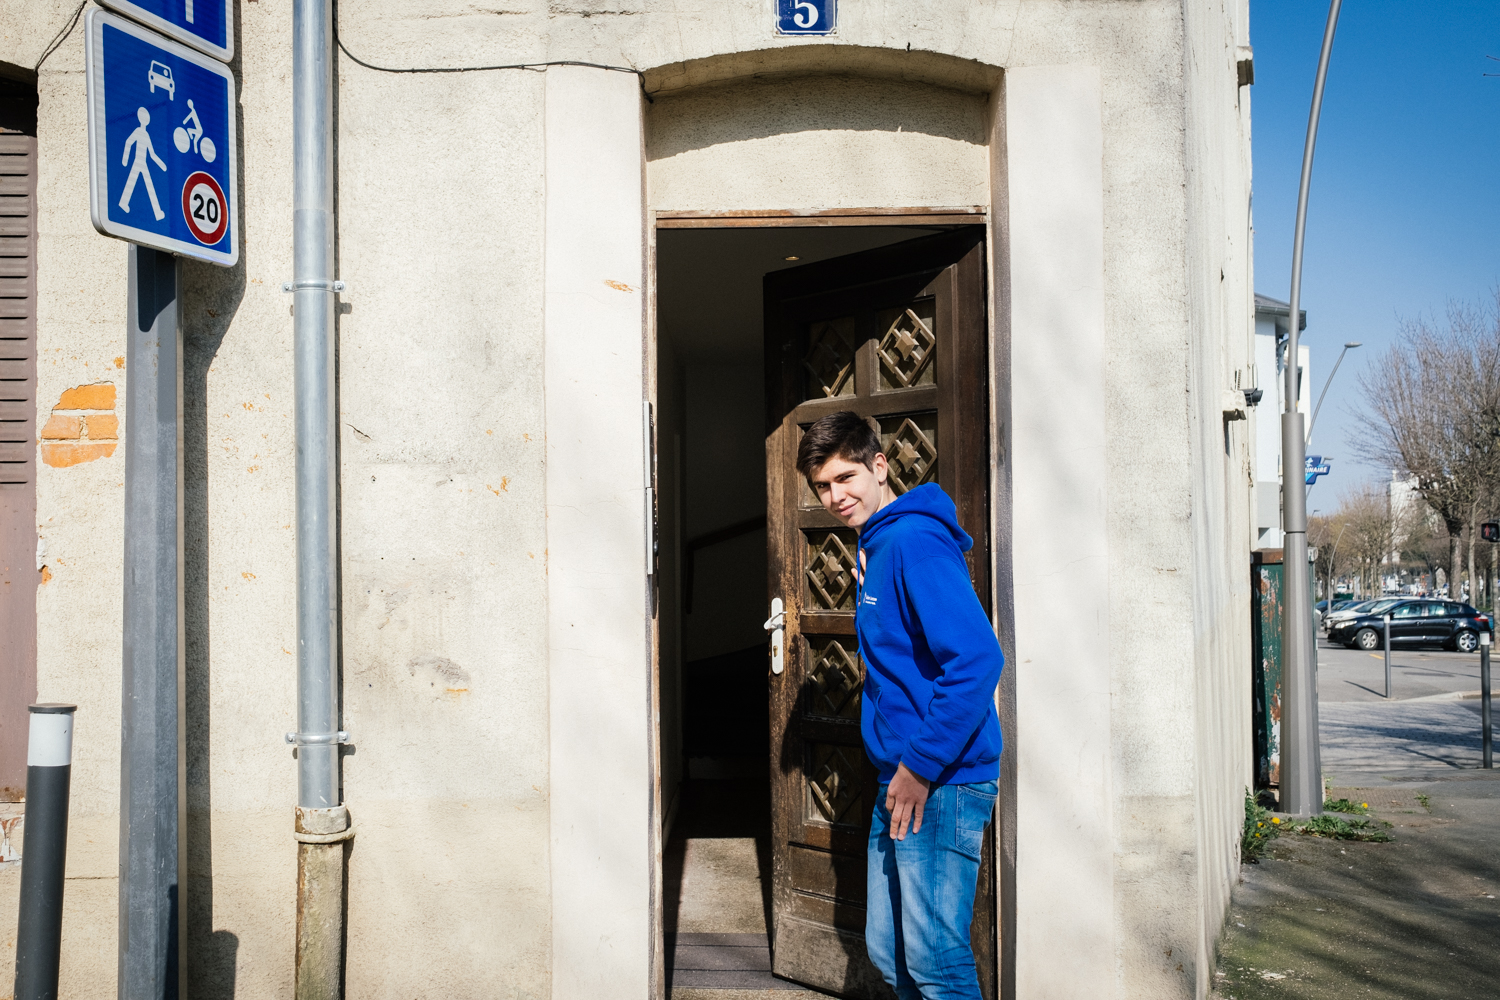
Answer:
[{"left": 764, "top": 229, "right": 994, "bottom": 999}]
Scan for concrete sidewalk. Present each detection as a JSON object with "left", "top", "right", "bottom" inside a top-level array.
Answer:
[
  {"left": 1212, "top": 773, "right": 1500, "bottom": 999},
  {"left": 1213, "top": 642, "right": 1500, "bottom": 999},
  {"left": 1321, "top": 700, "right": 1495, "bottom": 775}
]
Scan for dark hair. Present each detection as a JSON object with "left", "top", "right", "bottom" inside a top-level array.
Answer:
[{"left": 796, "top": 411, "right": 882, "bottom": 482}]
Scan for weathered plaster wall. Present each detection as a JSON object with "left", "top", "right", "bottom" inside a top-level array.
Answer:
[
  {"left": 1182, "top": 1, "right": 1256, "bottom": 994},
  {"left": 647, "top": 75, "right": 989, "bottom": 211},
  {"left": 2, "top": 1, "right": 1252, "bottom": 998},
  {"left": 0, "top": 3, "right": 308, "bottom": 996},
  {"left": 4, "top": 3, "right": 560, "bottom": 996},
  {"left": 1006, "top": 64, "right": 1113, "bottom": 998},
  {"left": 543, "top": 64, "right": 651, "bottom": 1000},
  {"left": 335, "top": 20, "right": 554, "bottom": 1000}
]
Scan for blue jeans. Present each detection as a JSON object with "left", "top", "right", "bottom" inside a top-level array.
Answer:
[{"left": 866, "top": 780, "right": 997, "bottom": 1000}]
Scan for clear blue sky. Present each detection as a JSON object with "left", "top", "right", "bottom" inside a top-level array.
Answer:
[{"left": 1251, "top": 0, "right": 1499, "bottom": 501}]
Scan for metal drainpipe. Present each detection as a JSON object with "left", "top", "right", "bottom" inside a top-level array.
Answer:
[{"left": 289, "top": 0, "right": 352, "bottom": 996}]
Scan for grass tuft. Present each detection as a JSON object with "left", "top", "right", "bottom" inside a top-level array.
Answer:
[
  {"left": 1292, "top": 813, "right": 1394, "bottom": 842},
  {"left": 1242, "top": 789, "right": 1282, "bottom": 862},
  {"left": 1324, "top": 797, "right": 1370, "bottom": 814}
]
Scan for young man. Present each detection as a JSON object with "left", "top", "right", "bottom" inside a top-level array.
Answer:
[{"left": 796, "top": 411, "right": 1003, "bottom": 1000}]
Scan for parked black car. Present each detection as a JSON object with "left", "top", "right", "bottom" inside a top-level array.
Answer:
[{"left": 1327, "top": 599, "right": 1493, "bottom": 652}]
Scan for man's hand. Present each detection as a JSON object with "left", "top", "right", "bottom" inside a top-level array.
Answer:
[{"left": 885, "top": 763, "right": 931, "bottom": 841}]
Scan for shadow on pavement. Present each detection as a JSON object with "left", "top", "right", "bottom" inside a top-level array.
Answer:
[{"left": 1213, "top": 775, "right": 1500, "bottom": 999}]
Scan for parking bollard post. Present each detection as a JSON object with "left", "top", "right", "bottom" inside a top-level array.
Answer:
[
  {"left": 1482, "top": 632, "right": 1493, "bottom": 769},
  {"left": 13, "top": 704, "right": 76, "bottom": 1000},
  {"left": 1384, "top": 614, "right": 1392, "bottom": 699}
]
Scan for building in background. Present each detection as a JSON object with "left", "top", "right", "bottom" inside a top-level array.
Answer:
[{"left": 1251, "top": 293, "right": 1311, "bottom": 549}]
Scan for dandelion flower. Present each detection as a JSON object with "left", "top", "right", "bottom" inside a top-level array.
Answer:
[{"left": 1271, "top": 817, "right": 1281, "bottom": 824}]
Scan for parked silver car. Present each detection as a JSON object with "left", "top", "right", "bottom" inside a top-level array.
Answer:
[{"left": 1321, "top": 597, "right": 1402, "bottom": 633}]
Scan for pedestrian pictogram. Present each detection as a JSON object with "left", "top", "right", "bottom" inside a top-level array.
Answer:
[
  {"left": 119, "top": 107, "right": 168, "bottom": 221},
  {"left": 86, "top": 10, "right": 238, "bottom": 266}
]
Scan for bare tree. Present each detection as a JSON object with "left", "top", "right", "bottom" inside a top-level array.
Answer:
[
  {"left": 1333, "top": 483, "right": 1406, "bottom": 597},
  {"left": 1399, "top": 500, "right": 1452, "bottom": 591},
  {"left": 1354, "top": 294, "right": 1500, "bottom": 598},
  {"left": 1309, "top": 513, "right": 1345, "bottom": 601}
]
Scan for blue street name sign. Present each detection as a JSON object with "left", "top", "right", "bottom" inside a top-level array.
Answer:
[
  {"left": 1305, "top": 454, "right": 1332, "bottom": 486},
  {"left": 97, "top": 0, "right": 233, "bottom": 63},
  {"left": 85, "top": 10, "right": 238, "bottom": 267},
  {"left": 776, "top": 0, "right": 836, "bottom": 35}
]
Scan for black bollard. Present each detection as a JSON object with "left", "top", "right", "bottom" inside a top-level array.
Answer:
[
  {"left": 13, "top": 704, "right": 76, "bottom": 1000},
  {"left": 1482, "top": 633, "right": 1493, "bottom": 770}
]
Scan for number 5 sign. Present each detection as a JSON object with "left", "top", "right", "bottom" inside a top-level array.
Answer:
[{"left": 776, "top": 0, "right": 836, "bottom": 35}]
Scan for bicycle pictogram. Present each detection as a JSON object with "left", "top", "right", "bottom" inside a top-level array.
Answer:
[{"left": 173, "top": 99, "right": 217, "bottom": 164}]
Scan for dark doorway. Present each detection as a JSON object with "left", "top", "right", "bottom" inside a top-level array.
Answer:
[{"left": 655, "top": 224, "right": 975, "bottom": 995}]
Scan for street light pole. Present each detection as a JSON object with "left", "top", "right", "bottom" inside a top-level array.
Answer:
[
  {"left": 1322, "top": 521, "right": 1349, "bottom": 605},
  {"left": 1281, "top": 0, "right": 1343, "bottom": 818},
  {"left": 1307, "top": 340, "right": 1362, "bottom": 445}
]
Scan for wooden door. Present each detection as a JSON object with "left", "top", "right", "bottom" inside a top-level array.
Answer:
[{"left": 764, "top": 228, "right": 994, "bottom": 999}]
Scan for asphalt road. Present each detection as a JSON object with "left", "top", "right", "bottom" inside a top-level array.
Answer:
[{"left": 1316, "top": 634, "right": 1493, "bottom": 703}]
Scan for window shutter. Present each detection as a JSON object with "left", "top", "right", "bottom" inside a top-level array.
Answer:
[{"left": 0, "top": 120, "right": 37, "bottom": 799}]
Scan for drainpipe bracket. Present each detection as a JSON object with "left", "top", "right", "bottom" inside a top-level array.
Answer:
[
  {"left": 285, "top": 731, "right": 350, "bottom": 746},
  {"left": 293, "top": 824, "right": 356, "bottom": 845},
  {"left": 281, "top": 280, "right": 345, "bottom": 293}
]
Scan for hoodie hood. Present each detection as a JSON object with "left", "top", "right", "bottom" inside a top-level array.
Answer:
[{"left": 860, "top": 482, "right": 973, "bottom": 553}]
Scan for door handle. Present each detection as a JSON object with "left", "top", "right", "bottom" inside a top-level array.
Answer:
[{"left": 764, "top": 597, "right": 785, "bottom": 675}]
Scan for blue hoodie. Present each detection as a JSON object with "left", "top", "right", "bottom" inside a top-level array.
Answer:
[{"left": 856, "top": 483, "right": 1003, "bottom": 786}]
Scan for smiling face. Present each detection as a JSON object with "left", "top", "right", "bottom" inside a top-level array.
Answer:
[{"left": 808, "top": 452, "right": 896, "bottom": 531}]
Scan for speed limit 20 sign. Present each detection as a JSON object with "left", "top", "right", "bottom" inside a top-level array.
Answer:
[
  {"left": 182, "top": 171, "right": 229, "bottom": 245},
  {"left": 775, "top": 0, "right": 835, "bottom": 35},
  {"left": 84, "top": 10, "right": 238, "bottom": 266}
]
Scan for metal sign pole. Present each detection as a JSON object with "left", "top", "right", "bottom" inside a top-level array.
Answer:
[{"left": 119, "top": 245, "right": 185, "bottom": 1000}]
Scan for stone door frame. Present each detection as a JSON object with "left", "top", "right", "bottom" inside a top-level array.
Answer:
[{"left": 540, "top": 61, "right": 1108, "bottom": 1000}]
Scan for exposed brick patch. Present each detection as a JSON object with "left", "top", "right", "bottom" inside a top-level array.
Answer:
[
  {"left": 88, "top": 414, "right": 119, "bottom": 438},
  {"left": 41, "top": 382, "right": 118, "bottom": 468},
  {"left": 40, "top": 415, "right": 81, "bottom": 440},
  {"left": 58, "top": 383, "right": 115, "bottom": 410}
]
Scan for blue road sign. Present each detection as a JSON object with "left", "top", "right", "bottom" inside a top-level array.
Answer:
[
  {"left": 776, "top": 0, "right": 836, "bottom": 35},
  {"left": 85, "top": 11, "right": 238, "bottom": 267},
  {"left": 97, "top": 0, "right": 233, "bottom": 62}
]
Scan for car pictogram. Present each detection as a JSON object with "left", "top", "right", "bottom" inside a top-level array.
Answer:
[{"left": 147, "top": 61, "right": 174, "bottom": 100}]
